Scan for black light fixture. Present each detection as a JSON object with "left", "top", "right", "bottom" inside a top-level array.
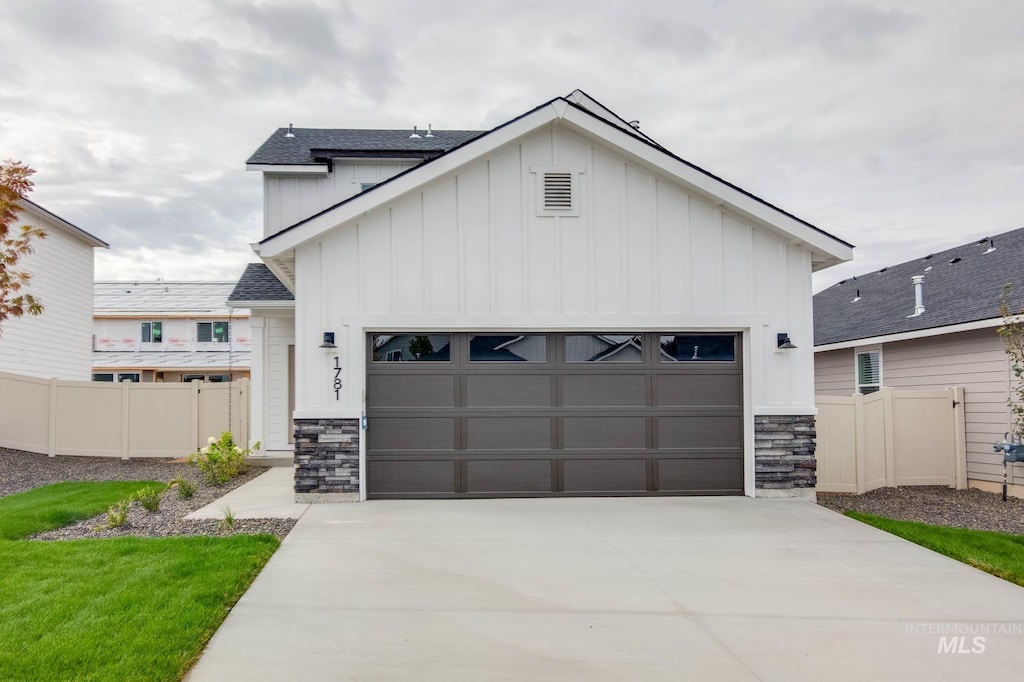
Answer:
[
  {"left": 777, "top": 333, "right": 797, "bottom": 350},
  {"left": 319, "top": 332, "right": 336, "bottom": 349}
]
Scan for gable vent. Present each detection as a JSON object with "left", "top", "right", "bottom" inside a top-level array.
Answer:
[{"left": 543, "top": 172, "right": 573, "bottom": 210}]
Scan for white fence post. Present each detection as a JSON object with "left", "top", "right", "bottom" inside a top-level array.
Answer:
[
  {"left": 47, "top": 377, "right": 58, "bottom": 458},
  {"left": 191, "top": 380, "right": 201, "bottom": 452},
  {"left": 120, "top": 380, "right": 131, "bottom": 460}
]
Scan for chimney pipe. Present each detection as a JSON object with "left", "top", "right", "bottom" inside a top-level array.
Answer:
[{"left": 908, "top": 275, "right": 925, "bottom": 317}]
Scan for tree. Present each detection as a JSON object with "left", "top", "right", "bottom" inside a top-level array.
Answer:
[{"left": 0, "top": 160, "right": 46, "bottom": 333}]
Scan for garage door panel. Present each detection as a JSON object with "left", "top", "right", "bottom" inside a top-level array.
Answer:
[
  {"left": 561, "top": 374, "right": 647, "bottom": 407},
  {"left": 563, "top": 458, "right": 647, "bottom": 493},
  {"left": 369, "top": 460, "right": 457, "bottom": 494},
  {"left": 466, "top": 417, "right": 552, "bottom": 450},
  {"left": 657, "top": 374, "right": 741, "bottom": 407},
  {"left": 371, "top": 417, "right": 455, "bottom": 450},
  {"left": 467, "top": 374, "right": 551, "bottom": 407},
  {"left": 368, "top": 374, "right": 456, "bottom": 408},
  {"left": 657, "top": 415, "right": 743, "bottom": 449},
  {"left": 466, "top": 459, "right": 553, "bottom": 493},
  {"left": 657, "top": 457, "right": 743, "bottom": 493},
  {"left": 562, "top": 416, "right": 647, "bottom": 449}
]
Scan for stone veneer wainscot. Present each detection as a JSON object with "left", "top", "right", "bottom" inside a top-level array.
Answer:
[
  {"left": 294, "top": 418, "right": 360, "bottom": 502},
  {"left": 754, "top": 415, "right": 816, "bottom": 498}
]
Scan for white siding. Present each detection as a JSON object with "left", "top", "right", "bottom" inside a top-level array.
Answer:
[
  {"left": 293, "top": 124, "right": 816, "bottom": 416},
  {"left": 0, "top": 211, "right": 96, "bottom": 380},
  {"left": 264, "top": 315, "right": 294, "bottom": 451},
  {"left": 263, "top": 161, "right": 419, "bottom": 237}
]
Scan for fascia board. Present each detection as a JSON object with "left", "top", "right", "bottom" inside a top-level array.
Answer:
[
  {"left": 246, "top": 164, "right": 329, "bottom": 175},
  {"left": 227, "top": 300, "right": 294, "bottom": 309},
  {"left": 813, "top": 317, "right": 1005, "bottom": 351},
  {"left": 557, "top": 107, "right": 853, "bottom": 264},
  {"left": 21, "top": 201, "right": 109, "bottom": 248},
  {"left": 257, "top": 105, "right": 561, "bottom": 258}
]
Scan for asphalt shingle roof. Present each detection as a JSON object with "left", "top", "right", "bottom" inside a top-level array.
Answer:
[
  {"left": 228, "top": 264, "right": 294, "bottom": 303},
  {"left": 247, "top": 128, "right": 485, "bottom": 165},
  {"left": 813, "top": 226, "right": 1024, "bottom": 346}
]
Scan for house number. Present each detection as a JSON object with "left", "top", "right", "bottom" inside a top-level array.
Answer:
[{"left": 333, "top": 357, "right": 342, "bottom": 400}]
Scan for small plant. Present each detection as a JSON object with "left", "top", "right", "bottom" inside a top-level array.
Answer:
[
  {"left": 998, "top": 285, "right": 1024, "bottom": 442},
  {"left": 104, "top": 497, "right": 133, "bottom": 529},
  {"left": 172, "top": 476, "right": 197, "bottom": 499},
  {"left": 136, "top": 486, "right": 163, "bottom": 512},
  {"left": 220, "top": 506, "right": 235, "bottom": 531},
  {"left": 188, "top": 432, "right": 253, "bottom": 485}
]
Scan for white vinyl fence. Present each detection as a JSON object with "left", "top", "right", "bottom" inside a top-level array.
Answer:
[
  {"left": 0, "top": 370, "right": 248, "bottom": 459},
  {"left": 815, "top": 387, "right": 967, "bottom": 494}
]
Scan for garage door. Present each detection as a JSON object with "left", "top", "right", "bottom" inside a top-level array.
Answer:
[{"left": 366, "top": 332, "right": 743, "bottom": 498}]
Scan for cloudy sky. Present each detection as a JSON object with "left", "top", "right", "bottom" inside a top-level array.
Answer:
[{"left": 1, "top": 0, "right": 1021, "bottom": 291}]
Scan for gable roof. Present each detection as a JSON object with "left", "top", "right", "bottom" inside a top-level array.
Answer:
[
  {"left": 228, "top": 263, "right": 294, "bottom": 304},
  {"left": 254, "top": 90, "right": 853, "bottom": 274},
  {"left": 247, "top": 128, "right": 484, "bottom": 166},
  {"left": 814, "top": 226, "right": 1024, "bottom": 347},
  {"left": 21, "top": 199, "right": 108, "bottom": 248},
  {"left": 95, "top": 281, "right": 241, "bottom": 316}
]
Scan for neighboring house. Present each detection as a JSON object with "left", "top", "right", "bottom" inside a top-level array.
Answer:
[
  {"left": 814, "top": 226, "right": 1024, "bottom": 496},
  {"left": 0, "top": 199, "right": 108, "bottom": 380},
  {"left": 239, "top": 89, "right": 853, "bottom": 501},
  {"left": 93, "top": 281, "right": 251, "bottom": 383}
]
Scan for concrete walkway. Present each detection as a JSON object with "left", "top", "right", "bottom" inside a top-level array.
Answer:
[
  {"left": 186, "top": 467, "right": 308, "bottom": 520},
  {"left": 187, "top": 497, "right": 1024, "bottom": 681}
]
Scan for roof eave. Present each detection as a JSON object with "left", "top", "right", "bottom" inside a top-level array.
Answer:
[
  {"left": 813, "top": 316, "right": 1005, "bottom": 351},
  {"left": 21, "top": 199, "right": 109, "bottom": 248}
]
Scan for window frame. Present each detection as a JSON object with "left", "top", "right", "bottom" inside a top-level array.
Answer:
[
  {"left": 92, "top": 373, "right": 114, "bottom": 382},
  {"left": 855, "top": 348, "right": 882, "bottom": 395},
  {"left": 141, "top": 321, "right": 163, "bottom": 344},
  {"left": 117, "top": 373, "right": 140, "bottom": 383},
  {"left": 197, "top": 321, "right": 230, "bottom": 344}
]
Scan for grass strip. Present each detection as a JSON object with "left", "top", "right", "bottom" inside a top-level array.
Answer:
[
  {"left": 0, "top": 481, "right": 162, "bottom": 539},
  {"left": 846, "top": 511, "right": 1024, "bottom": 588},
  {"left": 0, "top": 534, "right": 278, "bottom": 681}
]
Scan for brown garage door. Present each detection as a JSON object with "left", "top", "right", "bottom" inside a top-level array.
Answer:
[{"left": 366, "top": 332, "right": 743, "bottom": 498}]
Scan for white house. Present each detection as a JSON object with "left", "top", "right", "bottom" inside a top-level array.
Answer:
[
  {"left": 93, "top": 281, "right": 251, "bottom": 383},
  {"left": 239, "top": 90, "right": 853, "bottom": 501},
  {"left": 0, "top": 199, "right": 108, "bottom": 380}
]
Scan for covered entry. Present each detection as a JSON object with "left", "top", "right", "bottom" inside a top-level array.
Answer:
[{"left": 366, "top": 332, "right": 743, "bottom": 498}]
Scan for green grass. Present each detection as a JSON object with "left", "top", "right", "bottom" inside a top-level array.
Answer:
[
  {"left": 0, "top": 482, "right": 281, "bottom": 681},
  {"left": 0, "top": 481, "right": 162, "bottom": 539},
  {"left": 0, "top": 535, "right": 279, "bottom": 681},
  {"left": 846, "top": 511, "right": 1024, "bottom": 588}
]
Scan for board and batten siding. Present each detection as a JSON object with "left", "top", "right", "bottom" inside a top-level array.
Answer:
[
  {"left": 264, "top": 316, "right": 294, "bottom": 451},
  {"left": 814, "top": 329, "right": 1020, "bottom": 486},
  {"left": 0, "top": 211, "right": 96, "bottom": 381},
  {"left": 263, "top": 161, "right": 419, "bottom": 238},
  {"left": 290, "top": 123, "right": 816, "bottom": 417}
]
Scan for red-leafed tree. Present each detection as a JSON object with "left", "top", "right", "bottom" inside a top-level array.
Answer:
[{"left": 0, "top": 160, "right": 46, "bottom": 333}]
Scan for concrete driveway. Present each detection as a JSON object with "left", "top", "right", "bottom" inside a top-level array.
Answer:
[{"left": 188, "top": 497, "right": 1024, "bottom": 681}]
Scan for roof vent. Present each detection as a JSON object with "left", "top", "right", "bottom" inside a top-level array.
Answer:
[
  {"left": 922, "top": 254, "right": 933, "bottom": 261},
  {"left": 425, "top": 124, "right": 434, "bottom": 138},
  {"left": 409, "top": 125, "right": 421, "bottom": 139},
  {"left": 851, "top": 289, "right": 861, "bottom": 303},
  {"left": 949, "top": 257, "right": 961, "bottom": 265},
  {"left": 543, "top": 172, "right": 573, "bottom": 210},
  {"left": 878, "top": 267, "right": 888, "bottom": 274},
  {"left": 907, "top": 275, "right": 925, "bottom": 317},
  {"left": 924, "top": 266, "right": 933, "bottom": 272},
  {"left": 628, "top": 120, "right": 641, "bottom": 129},
  {"left": 984, "top": 239, "right": 996, "bottom": 254},
  {"left": 284, "top": 123, "right": 295, "bottom": 139}
]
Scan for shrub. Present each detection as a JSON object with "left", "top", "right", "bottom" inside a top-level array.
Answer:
[
  {"left": 137, "top": 486, "right": 163, "bottom": 512},
  {"left": 187, "top": 432, "right": 254, "bottom": 485},
  {"left": 104, "top": 497, "right": 132, "bottom": 529},
  {"left": 172, "top": 477, "right": 197, "bottom": 499},
  {"left": 220, "top": 506, "right": 235, "bottom": 531}
]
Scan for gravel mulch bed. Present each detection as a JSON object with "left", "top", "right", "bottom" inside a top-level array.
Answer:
[
  {"left": 1, "top": 447, "right": 295, "bottom": 540},
  {"left": 818, "top": 486, "right": 1024, "bottom": 535}
]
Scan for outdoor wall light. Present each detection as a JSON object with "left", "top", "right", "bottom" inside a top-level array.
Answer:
[
  {"left": 777, "top": 333, "right": 797, "bottom": 350},
  {"left": 319, "top": 332, "right": 337, "bottom": 349}
]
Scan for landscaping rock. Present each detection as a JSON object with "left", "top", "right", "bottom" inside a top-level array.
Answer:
[{"left": 818, "top": 486, "right": 1024, "bottom": 535}]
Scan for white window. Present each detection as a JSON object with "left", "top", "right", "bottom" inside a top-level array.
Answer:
[
  {"left": 856, "top": 350, "right": 881, "bottom": 395},
  {"left": 141, "top": 321, "right": 162, "bottom": 344},
  {"left": 118, "top": 373, "right": 140, "bottom": 383},
  {"left": 197, "top": 321, "right": 230, "bottom": 343},
  {"left": 359, "top": 182, "right": 378, "bottom": 192},
  {"left": 183, "top": 374, "right": 205, "bottom": 382},
  {"left": 92, "top": 373, "right": 114, "bottom": 382}
]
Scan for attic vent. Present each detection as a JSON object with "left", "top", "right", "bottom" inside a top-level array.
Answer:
[
  {"left": 878, "top": 268, "right": 888, "bottom": 274},
  {"left": 949, "top": 257, "right": 961, "bottom": 265},
  {"left": 531, "top": 166, "right": 582, "bottom": 216},
  {"left": 543, "top": 173, "right": 573, "bottom": 210}
]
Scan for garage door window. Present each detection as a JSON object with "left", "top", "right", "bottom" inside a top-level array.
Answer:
[
  {"left": 372, "top": 334, "right": 451, "bottom": 362},
  {"left": 660, "top": 335, "right": 736, "bottom": 362},
  {"left": 565, "top": 334, "right": 643, "bottom": 362},
  {"left": 469, "top": 335, "right": 547, "bottom": 362}
]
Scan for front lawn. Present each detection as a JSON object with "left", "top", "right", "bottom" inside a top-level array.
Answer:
[
  {"left": 847, "top": 511, "right": 1024, "bottom": 588},
  {"left": 0, "top": 482, "right": 280, "bottom": 681},
  {"left": 0, "top": 481, "right": 161, "bottom": 539}
]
